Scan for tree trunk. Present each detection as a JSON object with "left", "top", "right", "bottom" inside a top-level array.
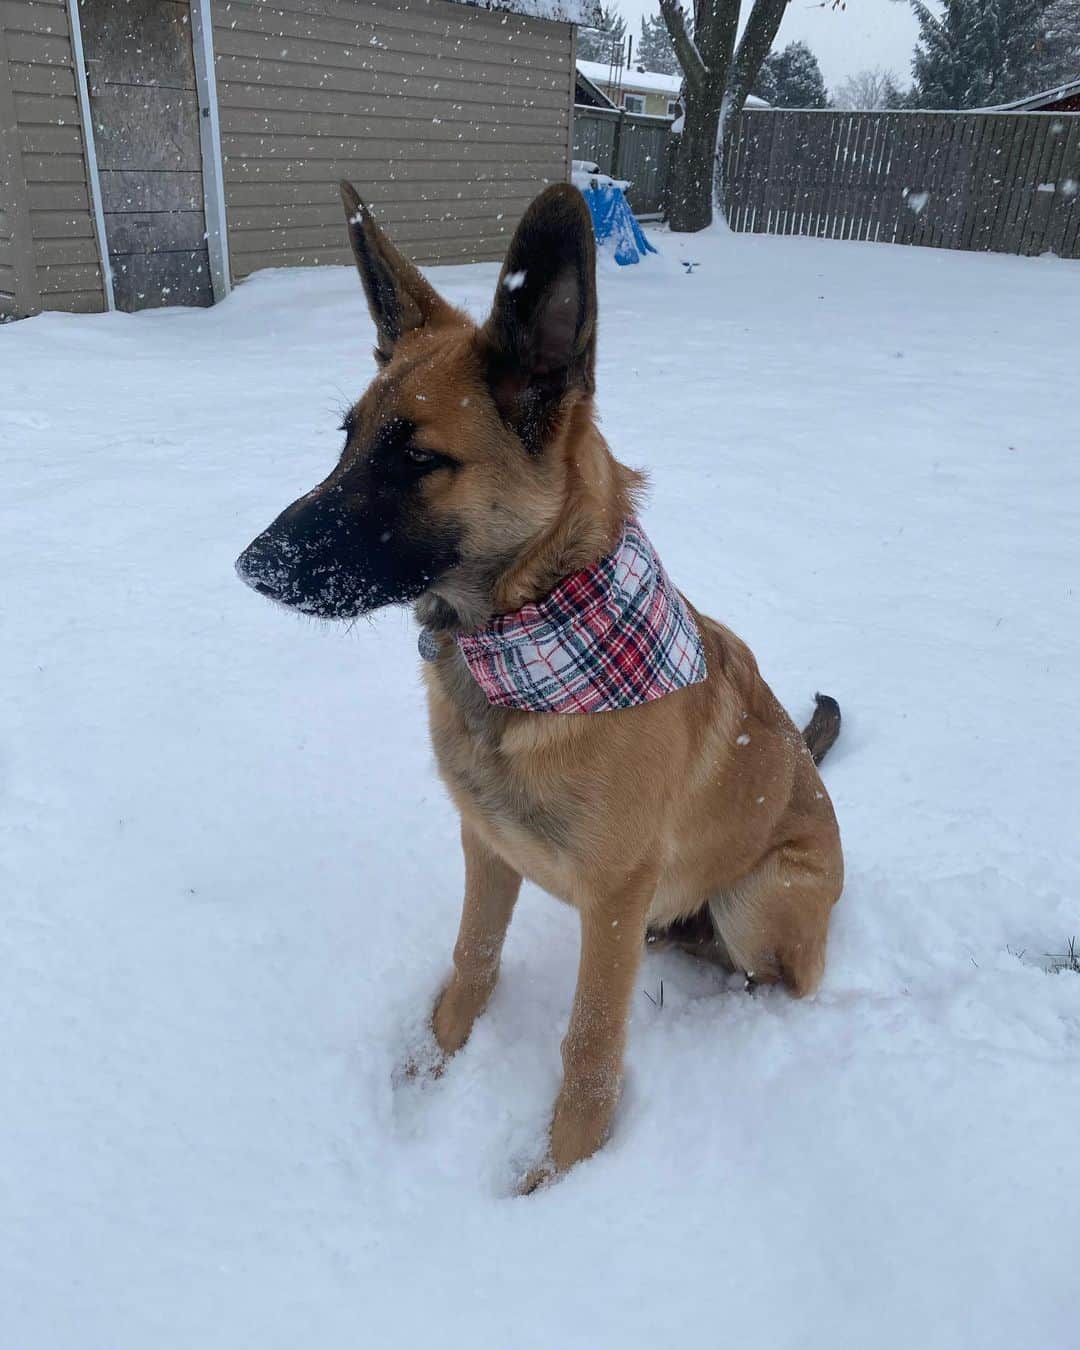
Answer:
[
  {"left": 661, "top": 0, "right": 794, "bottom": 233},
  {"left": 668, "top": 97, "right": 721, "bottom": 231}
]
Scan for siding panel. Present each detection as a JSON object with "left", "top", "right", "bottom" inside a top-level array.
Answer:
[
  {"left": 6, "top": 29, "right": 73, "bottom": 66},
  {"left": 0, "top": 0, "right": 70, "bottom": 32},
  {"left": 36, "top": 258, "right": 103, "bottom": 292},
  {"left": 20, "top": 150, "right": 91, "bottom": 181},
  {"left": 9, "top": 54, "right": 75, "bottom": 92},
  {"left": 0, "top": 19, "right": 19, "bottom": 317},
  {"left": 16, "top": 0, "right": 107, "bottom": 314},
  {"left": 20, "top": 120, "right": 88, "bottom": 153},
  {"left": 215, "top": 0, "right": 574, "bottom": 276},
  {"left": 25, "top": 206, "right": 96, "bottom": 237},
  {"left": 227, "top": 182, "right": 545, "bottom": 229},
  {"left": 218, "top": 0, "right": 566, "bottom": 55},
  {"left": 3, "top": 0, "right": 104, "bottom": 316},
  {"left": 216, "top": 73, "right": 570, "bottom": 116},
  {"left": 224, "top": 141, "right": 567, "bottom": 174},
  {"left": 4, "top": 0, "right": 114, "bottom": 314},
  {"left": 213, "top": 27, "right": 569, "bottom": 77},
  {"left": 13, "top": 88, "right": 79, "bottom": 122},
  {"left": 224, "top": 158, "right": 555, "bottom": 195},
  {"left": 28, "top": 179, "right": 91, "bottom": 211},
  {"left": 221, "top": 118, "right": 565, "bottom": 152}
]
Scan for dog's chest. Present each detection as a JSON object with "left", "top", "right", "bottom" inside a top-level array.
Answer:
[{"left": 424, "top": 654, "right": 581, "bottom": 894}]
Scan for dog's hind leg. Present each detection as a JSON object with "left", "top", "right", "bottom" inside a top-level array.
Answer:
[
  {"left": 432, "top": 822, "right": 522, "bottom": 1057},
  {"left": 707, "top": 840, "right": 842, "bottom": 997},
  {"left": 646, "top": 906, "right": 737, "bottom": 969}
]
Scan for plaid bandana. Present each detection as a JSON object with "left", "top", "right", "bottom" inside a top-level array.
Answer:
[{"left": 450, "top": 517, "right": 706, "bottom": 714}]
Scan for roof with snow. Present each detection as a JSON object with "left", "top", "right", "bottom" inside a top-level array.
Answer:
[
  {"left": 576, "top": 59, "right": 770, "bottom": 108},
  {"left": 575, "top": 67, "right": 618, "bottom": 110},
  {"left": 455, "top": 0, "right": 602, "bottom": 23},
  {"left": 578, "top": 58, "right": 681, "bottom": 96},
  {"left": 983, "top": 75, "right": 1080, "bottom": 112}
]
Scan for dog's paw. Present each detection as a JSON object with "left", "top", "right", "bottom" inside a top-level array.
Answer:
[
  {"left": 431, "top": 976, "right": 492, "bottom": 1058},
  {"left": 517, "top": 1159, "right": 556, "bottom": 1196},
  {"left": 392, "top": 1032, "right": 445, "bottom": 1089}
]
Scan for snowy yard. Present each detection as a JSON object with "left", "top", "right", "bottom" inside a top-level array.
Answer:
[{"left": 3, "top": 225, "right": 1079, "bottom": 1349}]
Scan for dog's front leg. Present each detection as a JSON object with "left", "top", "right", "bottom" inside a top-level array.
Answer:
[
  {"left": 543, "top": 864, "right": 657, "bottom": 1181},
  {"left": 432, "top": 822, "right": 522, "bottom": 1057}
]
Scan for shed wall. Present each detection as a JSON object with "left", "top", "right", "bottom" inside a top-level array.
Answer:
[
  {"left": 211, "top": 0, "right": 575, "bottom": 278},
  {"left": 1, "top": 0, "right": 106, "bottom": 315},
  {"left": 0, "top": 20, "right": 21, "bottom": 316}
]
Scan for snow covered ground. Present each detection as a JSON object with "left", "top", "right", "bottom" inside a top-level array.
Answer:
[{"left": 3, "top": 225, "right": 1079, "bottom": 1349}]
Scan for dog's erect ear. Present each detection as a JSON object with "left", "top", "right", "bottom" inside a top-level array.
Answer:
[
  {"left": 340, "top": 181, "right": 455, "bottom": 363},
  {"left": 479, "top": 184, "right": 597, "bottom": 452}
]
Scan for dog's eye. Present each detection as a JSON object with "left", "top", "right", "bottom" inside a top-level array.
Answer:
[{"left": 404, "top": 446, "right": 437, "bottom": 466}]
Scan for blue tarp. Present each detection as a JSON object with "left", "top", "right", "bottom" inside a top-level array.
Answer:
[{"left": 579, "top": 182, "right": 658, "bottom": 266}]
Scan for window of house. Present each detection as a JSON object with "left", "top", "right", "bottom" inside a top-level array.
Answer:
[
  {"left": 667, "top": 100, "right": 679, "bottom": 118},
  {"left": 623, "top": 93, "right": 646, "bottom": 114}
]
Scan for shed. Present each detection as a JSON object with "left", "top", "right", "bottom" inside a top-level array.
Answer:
[
  {"left": 574, "top": 63, "right": 616, "bottom": 110},
  {"left": 989, "top": 77, "right": 1080, "bottom": 115},
  {"left": 1, "top": 0, "right": 598, "bottom": 319}
]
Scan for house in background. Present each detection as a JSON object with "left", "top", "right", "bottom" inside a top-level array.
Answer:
[
  {"left": 577, "top": 57, "right": 681, "bottom": 118},
  {"left": 576, "top": 56, "right": 771, "bottom": 121},
  {"left": 0, "top": 0, "right": 598, "bottom": 319},
  {"left": 990, "top": 76, "right": 1080, "bottom": 114}
]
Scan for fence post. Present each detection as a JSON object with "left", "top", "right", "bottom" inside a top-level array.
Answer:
[
  {"left": 662, "top": 134, "right": 678, "bottom": 220},
  {"left": 612, "top": 110, "right": 625, "bottom": 180}
]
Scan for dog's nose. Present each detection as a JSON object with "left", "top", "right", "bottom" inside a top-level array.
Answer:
[{"left": 235, "top": 534, "right": 284, "bottom": 599}]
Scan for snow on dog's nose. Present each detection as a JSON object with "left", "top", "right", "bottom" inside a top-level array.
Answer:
[{"left": 234, "top": 530, "right": 292, "bottom": 603}]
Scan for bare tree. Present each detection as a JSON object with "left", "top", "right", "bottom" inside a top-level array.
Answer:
[
  {"left": 660, "top": 0, "right": 830, "bottom": 231},
  {"left": 832, "top": 66, "right": 907, "bottom": 110}
]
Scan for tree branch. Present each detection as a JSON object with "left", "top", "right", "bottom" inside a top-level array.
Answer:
[
  {"left": 659, "top": 0, "right": 707, "bottom": 93},
  {"left": 727, "top": 0, "right": 791, "bottom": 112}
]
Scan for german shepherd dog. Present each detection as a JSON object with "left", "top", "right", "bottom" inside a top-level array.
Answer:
[{"left": 237, "top": 183, "right": 844, "bottom": 1186}]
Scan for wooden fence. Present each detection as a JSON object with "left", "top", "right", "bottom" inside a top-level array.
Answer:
[
  {"left": 722, "top": 109, "right": 1080, "bottom": 257},
  {"left": 572, "top": 106, "right": 673, "bottom": 216}
]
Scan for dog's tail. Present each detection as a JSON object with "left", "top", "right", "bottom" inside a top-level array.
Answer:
[{"left": 802, "top": 693, "right": 841, "bottom": 767}]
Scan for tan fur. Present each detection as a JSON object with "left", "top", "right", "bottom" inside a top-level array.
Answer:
[
  {"left": 272, "top": 186, "right": 845, "bottom": 1185},
  {"left": 417, "top": 393, "right": 843, "bottom": 1184}
]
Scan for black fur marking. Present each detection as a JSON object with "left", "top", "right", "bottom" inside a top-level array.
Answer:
[
  {"left": 347, "top": 219, "right": 403, "bottom": 357},
  {"left": 236, "top": 415, "right": 460, "bottom": 620},
  {"left": 481, "top": 186, "right": 597, "bottom": 454}
]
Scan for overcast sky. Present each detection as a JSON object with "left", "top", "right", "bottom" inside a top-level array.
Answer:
[{"left": 616, "top": 0, "right": 923, "bottom": 94}]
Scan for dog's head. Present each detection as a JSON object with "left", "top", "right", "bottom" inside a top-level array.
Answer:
[{"left": 235, "top": 182, "right": 599, "bottom": 627}]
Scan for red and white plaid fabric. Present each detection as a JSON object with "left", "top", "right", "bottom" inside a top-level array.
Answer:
[{"left": 456, "top": 517, "right": 706, "bottom": 714}]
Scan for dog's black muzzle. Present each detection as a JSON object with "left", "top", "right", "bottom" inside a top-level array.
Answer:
[
  {"left": 236, "top": 485, "right": 460, "bottom": 621},
  {"left": 235, "top": 488, "right": 373, "bottom": 619}
]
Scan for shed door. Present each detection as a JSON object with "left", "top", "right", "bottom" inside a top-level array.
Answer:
[{"left": 79, "top": 0, "right": 211, "bottom": 310}]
